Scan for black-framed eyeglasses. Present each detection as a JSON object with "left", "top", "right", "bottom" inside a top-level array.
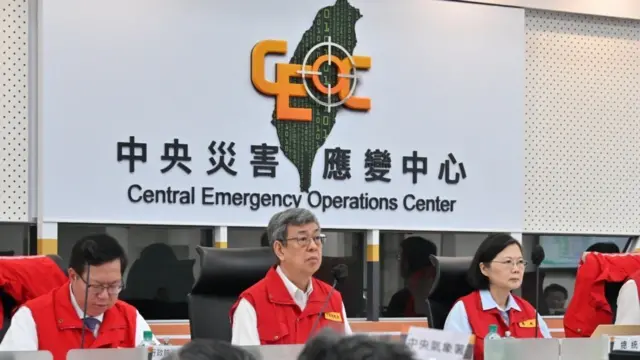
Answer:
[
  {"left": 283, "top": 234, "right": 326, "bottom": 247},
  {"left": 78, "top": 276, "right": 124, "bottom": 295}
]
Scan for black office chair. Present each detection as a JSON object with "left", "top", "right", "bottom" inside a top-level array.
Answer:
[
  {"left": 426, "top": 255, "right": 473, "bottom": 329},
  {"left": 47, "top": 254, "right": 67, "bottom": 276},
  {"left": 188, "top": 246, "right": 274, "bottom": 341}
]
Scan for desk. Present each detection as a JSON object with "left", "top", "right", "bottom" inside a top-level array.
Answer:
[
  {"left": 485, "top": 337, "right": 609, "bottom": 360},
  {"left": 0, "top": 352, "right": 52, "bottom": 360}
]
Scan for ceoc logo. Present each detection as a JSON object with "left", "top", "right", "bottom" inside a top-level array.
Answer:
[{"left": 251, "top": 37, "right": 371, "bottom": 122}]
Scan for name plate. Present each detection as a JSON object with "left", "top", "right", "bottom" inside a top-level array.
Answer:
[
  {"left": 149, "top": 345, "right": 181, "bottom": 360},
  {"left": 612, "top": 336, "right": 640, "bottom": 352},
  {"left": 405, "top": 327, "right": 473, "bottom": 360}
]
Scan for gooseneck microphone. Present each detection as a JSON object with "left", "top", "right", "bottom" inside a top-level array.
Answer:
[
  {"left": 309, "top": 264, "right": 349, "bottom": 338},
  {"left": 531, "top": 245, "right": 545, "bottom": 338},
  {"left": 79, "top": 241, "right": 96, "bottom": 349},
  {"left": 79, "top": 261, "right": 91, "bottom": 349}
]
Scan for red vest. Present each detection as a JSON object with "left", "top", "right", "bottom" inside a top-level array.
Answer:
[
  {"left": 564, "top": 253, "right": 640, "bottom": 337},
  {"left": 25, "top": 282, "right": 138, "bottom": 360},
  {"left": 460, "top": 291, "right": 542, "bottom": 360},
  {"left": 0, "top": 256, "right": 67, "bottom": 327},
  {"left": 230, "top": 266, "right": 345, "bottom": 345}
]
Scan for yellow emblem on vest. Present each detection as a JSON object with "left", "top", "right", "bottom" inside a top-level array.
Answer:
[
  {"left": 324, "top": 312, "right": 342, "bottom": 322},
  {"left": 518, "top": 319, "right": 537, "bottom": 328}
]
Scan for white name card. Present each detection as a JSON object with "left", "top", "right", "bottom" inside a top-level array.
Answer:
[
  {"left": 405, "top": 326, "right": 473, "bottom": 360},
  {"left": 149, "top": 345, "right": 181, "bottom": 360},
  {"left": 613, "top": 336, "right": 640, "bottom": 352}
]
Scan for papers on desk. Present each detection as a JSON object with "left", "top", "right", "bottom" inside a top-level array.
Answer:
[
  {"left": 148, "top": 345, "right": 181, "bottom": 360},
  {"left": 612, "top": 337, "right": 640, "bottom": 352},
  {"left": 405, "top": 326, "right": 473, "bottom": 360}
]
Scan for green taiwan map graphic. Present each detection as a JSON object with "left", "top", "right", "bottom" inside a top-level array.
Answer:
[{"left": 272, "top": 0, "right": 362, "bottom": 192}]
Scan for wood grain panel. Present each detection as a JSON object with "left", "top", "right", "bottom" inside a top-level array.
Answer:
[{"left": 149, "top": 316, "right": 565, "bottom": 344}]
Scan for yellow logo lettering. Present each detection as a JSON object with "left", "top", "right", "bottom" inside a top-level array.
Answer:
[
  {"left": 324, "top": 312, "right": 343, "bottom": 322},
  {"left": 518, "top": 319, "right": 537, "bottom": 328},
  {"left": 251, "top": 39, "right": 371, "bottom": 122}
]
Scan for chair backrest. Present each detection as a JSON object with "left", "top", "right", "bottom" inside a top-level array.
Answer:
[
  {"left": 0, "top": 289, "right": 16, "bottom": 341},
  {"left": 606, "top": 281, "right": 625, "bottom": 322},
  {"left": 188, "top": 246, "right": 274, "bottom": 341},
  {"left": 427, "top": 255, "right": 473, "bottom": 329},
  {"left": 46, "top": 254, "right": 67, "bottom": 277}
]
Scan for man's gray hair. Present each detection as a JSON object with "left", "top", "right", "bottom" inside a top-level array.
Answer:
[{"left": 267, "top": 208, "right": 319, "bottom": 247}]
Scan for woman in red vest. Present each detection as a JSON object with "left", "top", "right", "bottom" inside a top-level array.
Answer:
[{"left": 443, "top": 234, "right": 550, "bottom": 360}]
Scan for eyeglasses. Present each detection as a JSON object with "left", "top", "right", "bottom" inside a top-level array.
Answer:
[
  {"left": 492, "top": 259, "right": 528, "bottom": 268},
  {"left": 284, "top": 234, "right": 326, "bottom": 247},
  {"left": 78, "top": 276, "right": 124, "bottom": 295}
]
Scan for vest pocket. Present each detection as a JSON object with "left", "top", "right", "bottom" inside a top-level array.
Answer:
[{"left": 258, "top": 323, "right": 289, "bottom": 344}]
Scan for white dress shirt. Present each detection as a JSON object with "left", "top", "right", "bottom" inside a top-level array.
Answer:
[
  {"left": 0, "top": 285, "right": 157, "bottom": 350},
  {"left": 231, "top": 266, "right": 352, "bottom": 345},
  {"left": 616, "top": 279, "right": 640, "bottom": 325}
]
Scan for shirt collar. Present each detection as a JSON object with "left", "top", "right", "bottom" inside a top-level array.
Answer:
[
  {"left": 276, "top": 265, "right": 313, "bottom": 298},
  {"left": 69, "top": 283, "right": 104, "bottom": 322},
  {"left": 479, "top": 289, "right": 521, "bottom": 312}
]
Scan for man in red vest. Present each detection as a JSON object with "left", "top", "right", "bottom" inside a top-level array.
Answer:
[
  {"left": 230, "top": 208, "right": 351, "bottom": 345},
  {"left": 0, "top": 234, "right": 157, "bottom": 360}
]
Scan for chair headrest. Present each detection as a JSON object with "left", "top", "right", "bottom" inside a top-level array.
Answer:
[
  {"left": 429, "top": 255, "right": 474, "bottom": 303},
  {"left": 191, "top": 246, "right": 274, "bottom": 297},
  {"left": 46, "top": 254, "right": 68, "bottom": 277}
]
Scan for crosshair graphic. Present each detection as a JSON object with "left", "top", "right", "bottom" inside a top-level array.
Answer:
[{"left": 297, "top": 36, "right": 359, "bottom": 111}]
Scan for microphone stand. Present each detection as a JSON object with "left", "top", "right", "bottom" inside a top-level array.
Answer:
[
  {"left": 309, "top": 278, "right": 338, "bottom": 337},
  {"left": 531, "top": 245, "right": 545, "bottom": 339},
  {"left": 79, "top": 263, "right": 91, "bottom": 349},
  {"left": 535, "top": 266, "right": 540, "bottom": 338}
]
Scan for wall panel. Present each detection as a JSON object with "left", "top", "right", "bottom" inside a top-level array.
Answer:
[
  {"left": 524, "top": 10, "right": 640, "bottom": 234},
  {"left": 0, "top": 0, "right": 29, "bottom": 222}
]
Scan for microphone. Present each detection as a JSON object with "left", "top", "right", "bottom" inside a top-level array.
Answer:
[
  {"left": 531, "top": 245, "right": 545, "bottom": 338},
  {"left": 309, "top": 264, "right": 348, "bottom": 339},
  {"left": 79, "top": 261, "right": 91, "bottom": 349},
  {"left": 80, "top": 241, "right": 96, "bottom": 349}
]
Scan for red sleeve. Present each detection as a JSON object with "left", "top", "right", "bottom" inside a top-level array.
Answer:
[
  {"left": 589, "top": 253, "right": 640, "bottom": 283},
  {"left": 580, "top": 253, "right": 640, "bottom": 310}
]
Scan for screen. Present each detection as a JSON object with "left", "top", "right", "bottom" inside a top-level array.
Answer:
[{"left": 538, "top": 236, "right": 629, "bottom": 268}]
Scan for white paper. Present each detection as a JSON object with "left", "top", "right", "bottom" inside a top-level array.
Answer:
[{"left": 405, "top": 326, "right": 473, "bottom": 360}]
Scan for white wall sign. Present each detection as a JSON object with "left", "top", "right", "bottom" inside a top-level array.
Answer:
[{"left": 40, "top": 0, "right": 525, "bottom": 231}]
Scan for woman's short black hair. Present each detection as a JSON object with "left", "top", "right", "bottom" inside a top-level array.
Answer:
[{"left": 467, "top": 233, "right": 522, "bottom": 290}]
